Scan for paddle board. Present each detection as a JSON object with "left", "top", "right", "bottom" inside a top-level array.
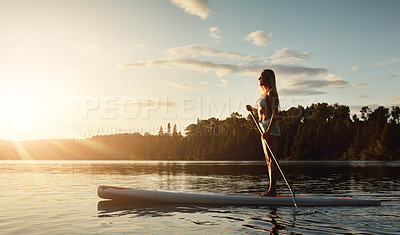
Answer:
[{"left": 98, "top": 186, "right": 380, "bottom": 206}]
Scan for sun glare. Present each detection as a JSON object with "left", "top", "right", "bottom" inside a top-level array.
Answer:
[
  {"left": 0, "top": 84, "right": 49, "bottom": 139},
  {"left": 2, "top": 93, "right": 32, "bottom": 130}
]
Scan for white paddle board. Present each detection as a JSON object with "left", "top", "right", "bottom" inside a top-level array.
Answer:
[{"left": 98, "top": 186, "right": 380, "bottom": 206}]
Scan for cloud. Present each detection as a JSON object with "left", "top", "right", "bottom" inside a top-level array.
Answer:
[
  {"left": 118, "top": 57, "right": 328, "bottom": 79},
  {"left": 118, "top": 44, "right": 351, "bottom": 96},
  {"left": 135, "top": 44, "right": 147, "bottom": 48},
  {"left": 350, "top": 104, "right": 380, "bottom": 114},
  {"left": 170, "top": 0, "right": 212, "bottom": 19},
  {"left": 220, "top": 78, "right": 228, "bottom": 84},
  {"left": 388, "top": 74, "right": 399, "bottom": 79},
  {"left": 288, "top": 74, "right": 348, "bottom": 91},
  {"left": 323, "top": 74, "right": 349, "bottom": 88},
  {"left": 218, "top": 78, "right": 229, "bottom": 88},
  {"left": 269, "top": 65, "right": 327, "bottom": 79},
  {"left": 119, "top": 59, "right": 239, "bottom": 77},
  {"left": 166, "top": 45, "right": 250, "bottom": 61},
  {"left": 71, "top": 44, "right": 100, "bottom": 55},
  {"left": 289, "top": 78, "right": 346, "bottom": 89},
  {"left": 270, "top": 48, "right": 310, "bottom": 65},
  {"left": 209, "top": 27, "right": 221, "bottom": 39},
  {"left": 384, "top": 96, "right": 400, "bottom": 102},
  {"left": 350, "top": 65, "right": 359, "bottom": 72},
  {"left": 280, "top": 88, "right": 326, "bottom": 96},
  {"left": 245, "top": 31, "right": 272, "bottom": 46},
  {"left": 289, "top": 79, "right": 331, "bottom": 89},
  {"left": 370, "top": 58, "right": 400, "bottom": 67},
  {"left": 121, "top": 44, "right": 327, "bottom": 78},
  {"left": 152, "top": 80, "right": 209, "bottom": 91},
  {"left": 356, "top": 93, "right": 373, "bottom": 99},
  {"left": 352, "top": 83, "right": 367, "bottom": 88}
]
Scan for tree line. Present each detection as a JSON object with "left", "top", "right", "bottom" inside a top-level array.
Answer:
[{"left": 1, "top": 103, "right": 399, "bottom": 161}]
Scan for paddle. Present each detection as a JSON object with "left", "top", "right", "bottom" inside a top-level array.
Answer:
[{"left": 248, "top": 110, "right": 298, "bottom": 210}]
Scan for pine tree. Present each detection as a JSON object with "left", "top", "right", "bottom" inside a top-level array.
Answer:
[
  {"left": 167, "top": 123, "right": 171, "bottom": 136},
  {"left": 158, "top": 126, "right": 164, "bottom": 136},
  {"left": 172, "top": 124, "right": 178, "bottom": 136}
]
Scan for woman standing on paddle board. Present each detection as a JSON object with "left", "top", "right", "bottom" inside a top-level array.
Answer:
[{"left": 246, "top": 69, "right": 281, "bottom": 197}]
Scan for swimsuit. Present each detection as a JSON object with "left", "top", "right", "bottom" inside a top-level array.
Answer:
[
  {"left": 257, "top": 96, "right": 281, "bottom": 136},
  {"left": 260, "top": 119, "right": 281, "bottom": 136}
]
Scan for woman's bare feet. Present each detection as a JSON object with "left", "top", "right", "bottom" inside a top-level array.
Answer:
[{"left": 258, "top": 190, "right": 277, "bottom": 197}]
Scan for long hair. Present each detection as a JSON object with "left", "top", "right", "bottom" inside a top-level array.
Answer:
[{"left": 260, "top": 69, "right": 280, "bottom": 110}]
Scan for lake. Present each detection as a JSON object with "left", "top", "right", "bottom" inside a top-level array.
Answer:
[{"left": 0, "top": 160, "right": 399, "bottom": 234}]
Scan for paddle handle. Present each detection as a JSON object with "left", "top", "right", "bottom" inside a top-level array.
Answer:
[{"left": 248, "top": 110, "right": 298, "bottom": 210}]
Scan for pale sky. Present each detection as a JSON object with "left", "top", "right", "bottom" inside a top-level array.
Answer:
[{"left": 0, "top": 0, "right": 399, "bottom": 140}]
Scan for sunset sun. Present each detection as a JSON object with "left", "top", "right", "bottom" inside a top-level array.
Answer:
[{"left": 0, "top": 84, "right": 49, "bottom": 138}]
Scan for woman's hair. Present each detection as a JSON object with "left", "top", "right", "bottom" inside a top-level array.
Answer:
[{"left": 260, "top": 69, "right": 280, "bottom": 109}]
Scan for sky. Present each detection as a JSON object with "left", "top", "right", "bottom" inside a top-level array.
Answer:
[{"left": 0, "top": 0, "right": 399, "bottom": 140}]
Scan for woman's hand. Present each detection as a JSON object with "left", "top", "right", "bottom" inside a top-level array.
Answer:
[
  {"left": 262, "top": 131, "right": 270, "bottom": 139},
  {"left": 246, "top": 105, "right": 253, "bottom": 111}
]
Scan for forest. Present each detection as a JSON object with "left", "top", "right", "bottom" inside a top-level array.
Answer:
[{"left": 1, "top": 103, "right": 399, "bottom": 161}]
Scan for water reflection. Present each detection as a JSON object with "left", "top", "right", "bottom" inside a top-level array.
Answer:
[
  {"left": 97, "top": 200, "right": 196, "bottom": 218},
  {"left": 5, "top": 160, "right": 397, "bottom": 196},
  {"left": 98, "top": 200, "right": 285, "bottom": 234},
  {"left": 1, "top": 160, "right": 399, "bottom": 234},
  {"left": 98, "top": 200, "right": 231, "bottom": 217},
  {"left": 2, "top": 160, "right": 399, "bottom": 196},
  {"left": 93, "top": 161, "right": 399, "bottom": 234}
]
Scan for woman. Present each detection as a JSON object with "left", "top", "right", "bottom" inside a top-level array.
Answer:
[{"left": 246, "top": 69, "right": 281, "bottom": 197}]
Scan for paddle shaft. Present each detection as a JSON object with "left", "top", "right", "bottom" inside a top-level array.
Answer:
[{"left": 249, "top": 110, "right": 298, "bottom": 209}]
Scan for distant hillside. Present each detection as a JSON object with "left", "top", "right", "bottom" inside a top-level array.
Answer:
[{"left": 1, "top": 103, "right": 399, "bottom": 161}]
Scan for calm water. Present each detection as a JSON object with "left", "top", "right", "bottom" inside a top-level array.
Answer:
[{"left": 0, "top": 160, "right": 399, "bottom": 234}]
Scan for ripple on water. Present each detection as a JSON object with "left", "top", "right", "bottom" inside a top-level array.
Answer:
[{"left": 1, "top": 160, "right": 399, "bottom": 234}]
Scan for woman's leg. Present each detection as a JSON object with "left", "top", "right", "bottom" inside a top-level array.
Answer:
[{"left": 260, "top": 135, "right": 278, "bottom": 197}]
